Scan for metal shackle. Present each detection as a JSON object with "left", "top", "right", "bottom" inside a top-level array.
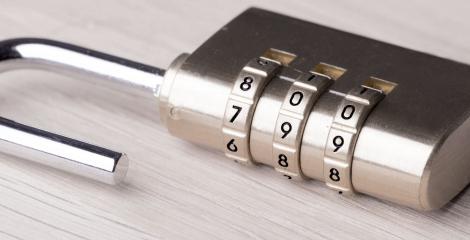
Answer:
[{"left": 0, "top": 38, "right": 165, "bottom": 184}]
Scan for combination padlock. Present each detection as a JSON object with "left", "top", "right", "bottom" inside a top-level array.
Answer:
[{"left": 0, "top": 8, "right": 469, "bottom": 210}]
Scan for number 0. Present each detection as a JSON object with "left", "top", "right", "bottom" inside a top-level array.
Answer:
[
  {"left": 289, "top": 91, "right": 304, "bottom": 106},
  {"left": 341, "top": 105, "right": 355, "bottom": 120}
]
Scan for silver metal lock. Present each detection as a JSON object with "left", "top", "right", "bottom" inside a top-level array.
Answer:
[{"left": 1, "top": 8, "right": 469, "bottom": 210}]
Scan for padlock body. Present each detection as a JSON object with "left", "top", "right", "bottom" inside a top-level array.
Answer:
[{"left": 159, "top": 8, "right": 470, "bottom": 210}]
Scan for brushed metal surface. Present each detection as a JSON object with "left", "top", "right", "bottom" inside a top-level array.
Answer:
[{"left": 161, "top": 8, "right": 470, "bottom": 210}]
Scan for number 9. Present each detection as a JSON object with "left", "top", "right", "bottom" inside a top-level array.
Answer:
[
  {"left": 333, "top": 136, "right": 344, "bottom": 152},
  {"left": 280, "top": 122, "right": 292, "bottom": 139}
]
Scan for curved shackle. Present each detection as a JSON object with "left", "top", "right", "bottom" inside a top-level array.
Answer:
[{"left": 0, "top": 38, "right": 166, "bottom": 184}]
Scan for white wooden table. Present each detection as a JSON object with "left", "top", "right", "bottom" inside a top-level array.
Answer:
[{"left": 0, "top": 0, "right": 469, "bottom": 239}]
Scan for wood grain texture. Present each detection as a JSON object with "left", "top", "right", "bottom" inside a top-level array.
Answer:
[{"left": 0, "top": 0, "right": 469, "bottom": 239}]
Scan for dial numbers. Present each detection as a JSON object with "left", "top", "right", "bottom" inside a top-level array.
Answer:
[
  {"left": 272, "top": 72, "right": 333, "bottom": 180},
  {"left": 323, "top": 86, "right": 384, "bottom": 194},
  {"left": 222, "top": 57, "right": 281, "bottom": 165}
]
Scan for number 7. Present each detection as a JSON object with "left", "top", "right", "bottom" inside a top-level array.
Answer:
[{"left": 230, "top": 105, "right": 242, "bottom": 123}]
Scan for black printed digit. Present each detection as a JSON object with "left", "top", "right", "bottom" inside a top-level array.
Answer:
[
  {"left": 307, "top": 74, "right": 316, "bottom": 81},
  {"left": 289, "top": 91, "right": 304, "bottom": 106},
  {"left": 360, "top": 87, "right": 368, "bottom": 94},
  {"left": 341, "top": 104, "right": 355, "bottom": 120},
  {"left": 278, "top": 154, "right": 288, "bottom": 167},
  {"left": 329, "top": 168, "right": 340, "bottom": 182},
  {"left": 230, "top": 105, "right": 242, "bottom": 123},
  {"left": 280, "top": 122, "right": 292, "bottom": 139},
  {"left": 227, "top": 139, "right": 238, "bottom": 152},
  {"left": 257, "top": 59, "right": 269, "bottom": 66},
  {"left": 240, "top": 76, "right": 254, "bottom": 91},
  {"left": 332, "top": 136, "right": 344, "bottom": 152}
]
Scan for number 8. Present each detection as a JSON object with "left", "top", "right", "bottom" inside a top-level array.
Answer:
[
  {"left": 329, "top": 168, "right": 340, "bottom": 182},
  {"left": 240, "top": 76, "right": 253, "bottom": 91}
]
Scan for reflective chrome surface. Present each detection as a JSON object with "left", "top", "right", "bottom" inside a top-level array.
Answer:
[
  {"left": 161, "top": 8, "right": 470, "bottom": 210},
  {"left": 0, "top": 38, "right": 166, "bottom": 184},
  {"left": 0, "top": 38, "right": 165, "bottom": 94},
  {"left": 0, "top": 117, "right": 128, "bottom": 184},
  {"left": 3, "top": 9, "right": 470, "bottom": 209}
]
